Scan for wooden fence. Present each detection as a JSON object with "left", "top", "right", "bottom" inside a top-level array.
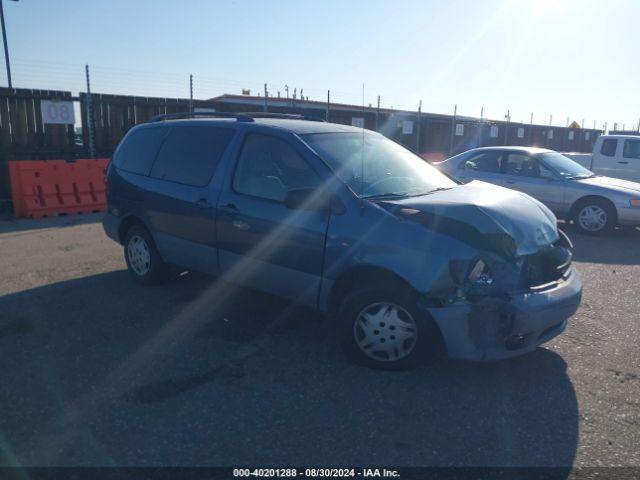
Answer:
[{"left": 0, "top": 88, "right": 604, "bottom": 203}]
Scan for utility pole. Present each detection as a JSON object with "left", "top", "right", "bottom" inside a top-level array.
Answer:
[
  {"left": 85, "top": 64, "right": 95, "bottom": 159},
  {"left": 189, "top": 74, "right": 193, "bottom": 113},
  {"left": 478, "top": 107, "right": 484, "bottom": 147},
  {"left": 375, "top": 95, "right": 380, "bottom": 131},
  {"left": 416, "top": 100, "right": 422, "bottom": 153},
  {"left": 504, "top": 110, "right": 510, "bottom": 146},
  {"left": 0, "top": 0, "right": 16, "bottom": 88},
  {"left": 326, "top": 90, "right": 330, "bottom": 121},
  {"left": 529, "top": 112, "right": 533, "bottom": 145},
  {"left": 263, "top": 83, "right": 268, "bottom": 112},
  {"left": 449, "top": 104, "right": 457, "bottom": 154},
  {"left": 285, "top": 85, "right": 289, "bottom": 100}
]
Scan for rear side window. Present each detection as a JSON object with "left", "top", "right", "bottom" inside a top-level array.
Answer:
[
  {"left": 462, "top": 151, "right": 501, "bottom": 173},
  {"left": 623, "top": 139, "right": 640, "bottom": 159},
  {"left": 600, "top": 139, "right": 617, "bottom": 157},
  {"left": 114, "top": 127, "right": 168, "bottom": 175},
  {"left": 150, "top": 126, "right": 235, "bottom": 186}
]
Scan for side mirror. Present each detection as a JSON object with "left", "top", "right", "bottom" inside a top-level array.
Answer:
[
  {"left": 284, "top": 187, "right": 329, "bottom": 212},
  {"left": 284, "top": 187, "right": 346, "bottom": 214}
]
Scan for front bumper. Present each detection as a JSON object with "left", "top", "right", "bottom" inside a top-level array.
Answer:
[
  {"left": 424, "top": 267, "right": 582, "bottom": 361},
  {"left": 617, "top": 205, "right": 640, "bottom": 227}
]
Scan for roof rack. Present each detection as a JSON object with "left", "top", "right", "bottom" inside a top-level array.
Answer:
[
  {"left": 241, "top": 112, "right": 326, "bottom": 122},
  {"left": 147, "top": 111, "right": 327, "bottom": 123},
  {"left": 148, "top": 112, "right": 254, "bottom": 123}
]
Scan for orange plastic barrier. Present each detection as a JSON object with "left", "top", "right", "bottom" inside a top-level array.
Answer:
[{"left": 8, "top": 159, "right": 110, "bottom": 219}]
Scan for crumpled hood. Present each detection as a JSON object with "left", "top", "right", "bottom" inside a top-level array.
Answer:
[
  {"left": 576, "top": 175, "right": 640, "bottom": 194},
  {"left": 374, "top": 180, "right": 559, "bottom": 259}
]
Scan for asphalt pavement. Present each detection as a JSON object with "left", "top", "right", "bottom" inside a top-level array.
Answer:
[{"left": 0, "top": 214, "right": 638, "bottom": 468}]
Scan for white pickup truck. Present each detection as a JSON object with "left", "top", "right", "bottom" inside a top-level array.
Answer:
[{"left": 563, "top": 135, "right": 640, "bottom": 182}]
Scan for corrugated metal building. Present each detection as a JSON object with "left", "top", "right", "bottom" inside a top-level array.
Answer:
[{"left": 209, "top": 94, "right": 602, "bottom": 158}]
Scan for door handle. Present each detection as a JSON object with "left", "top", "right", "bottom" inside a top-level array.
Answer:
[
  {"left": 195, "top": 198, "right": 211, "bottom": 208},
  {"left": 505, "top": 180, "right": 517, "bottom": 184},
  {"left": 220, "top": 203, "right": 240, "bottom": 215},
  {"left": 617, "top": 161, "right": 629, "bottom": 164}
]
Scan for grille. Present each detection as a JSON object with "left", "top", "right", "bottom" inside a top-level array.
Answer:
[{"left": 520, "top": 244, "right": 572, "bottom": 289}]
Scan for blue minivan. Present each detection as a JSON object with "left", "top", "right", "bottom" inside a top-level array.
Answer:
[{"left": 103, "top": 113, "right": 582, "bottom": 369}]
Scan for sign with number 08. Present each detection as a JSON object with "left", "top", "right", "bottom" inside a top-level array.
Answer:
[{"left": 41, "top": 100, "right": 75, "bottom": 125}]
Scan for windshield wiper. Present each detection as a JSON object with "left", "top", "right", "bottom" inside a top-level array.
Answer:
[
  {"left": 363, "top": 187, "right": 452, "bottom": 200},
  {"left": 565, "top": 174, "right": 596, "bottom": 180},
  {"left": 362, "top": 192, "right": 409, "bottom": 199}
]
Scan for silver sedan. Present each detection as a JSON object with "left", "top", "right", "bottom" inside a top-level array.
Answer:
[{"left": 435, "top": 147, "right": 640, "bottom": 234}]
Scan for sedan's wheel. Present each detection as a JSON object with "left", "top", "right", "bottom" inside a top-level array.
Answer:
[
  {"left": 574, "top": 199, "right": 615, "bottom": 235},
  {"left": 124, "top": 225, "right": 166, "bottom": 285},
  {"left": 337, "top": 287, "right": 441, "bottom": 369},
  {"left": 354, "top": 302, "right": 418, "bottom": 363}
]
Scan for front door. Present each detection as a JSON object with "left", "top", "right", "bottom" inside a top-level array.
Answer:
[
  {"left": 618, "top": 138, "right": 640, "bottom": 182},
  {"left": 216, "top": 132, "right": 330, "bottom": 305},
  {"left": 500, "top": 151, "right": 564, "bottom": 213}
]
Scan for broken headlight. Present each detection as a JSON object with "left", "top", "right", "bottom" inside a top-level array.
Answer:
[{"left": 450, "top": 258, "right": 494, "bottom": 286}]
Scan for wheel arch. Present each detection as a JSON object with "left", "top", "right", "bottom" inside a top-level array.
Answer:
[
  {"left": 327, "top": 264, "right": 415, "bottom": 318},
  {"left": 118, "top": 214, "right": 147, "bottom": 244},
  {"left": 569, "top": 195, "right": 618, "bottom": 224},
  {"left": 328, "top": 264, "right": 447, "bottom": 359}
]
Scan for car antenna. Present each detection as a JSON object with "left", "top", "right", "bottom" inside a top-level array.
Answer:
[{"left": 360, "top": 83, "right": 365, "bottom": 213}]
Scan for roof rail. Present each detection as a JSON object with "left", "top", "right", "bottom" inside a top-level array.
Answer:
[
  {"left": 148, "top": 112, "right": 254, "bottom": 123},
  {"left": 241, "top": 112, "right": 327, "bottom": 122}
]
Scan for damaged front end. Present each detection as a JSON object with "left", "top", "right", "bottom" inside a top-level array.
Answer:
[{"left": 421, "top": 230, "right": 582, "bottom": 361}]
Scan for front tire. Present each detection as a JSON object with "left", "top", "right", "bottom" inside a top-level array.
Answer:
[
  {"left": 337, "top": 287, "right": 441, "bottom": 369},
  {"left": 573, "top": 198, "right": 616, "bottom": 235},
  {"left": 124, "top": 225, "right": 166, "bottom": 285}
]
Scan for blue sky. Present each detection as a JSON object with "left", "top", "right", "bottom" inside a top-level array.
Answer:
[{"left": 2, "top": 0, "right": 639, "bottom": 128}]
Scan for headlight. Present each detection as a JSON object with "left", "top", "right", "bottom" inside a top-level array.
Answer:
[{"left": 449, "top": 259, "right": 494, "bottom": 286}]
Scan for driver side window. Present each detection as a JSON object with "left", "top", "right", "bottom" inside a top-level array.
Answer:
[
  {"left": 503, "top": 153, "right": 546, "bottom": 178},
  {"left": 233, "top": 134, "right": 321, "bottom": 202}
]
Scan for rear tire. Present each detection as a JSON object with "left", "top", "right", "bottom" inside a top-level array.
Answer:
[
  {"left": 123, "top": 225, "right": 166, "bottom": 285},
  {"left": 336, "top": 287, "right": 442, "bottom": 370},
  {"left": 573, "top": 198, "right": 616, "bottom": 235}
]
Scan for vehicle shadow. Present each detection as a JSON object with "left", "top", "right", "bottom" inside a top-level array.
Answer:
[
  {"left": 565, "top": 223, "right": 640, "bottom": 265},
  {"left": 0, "top": 213, "right": 102, "bottom": 235},
  {"left": 0, "top": 270, "right": 578, "bottom": 472}
]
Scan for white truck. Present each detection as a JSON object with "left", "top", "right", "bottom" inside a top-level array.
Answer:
[{"left": 563, "top": 135, "right": 640, "bottom": 182}]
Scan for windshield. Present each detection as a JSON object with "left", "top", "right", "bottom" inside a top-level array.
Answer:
[
  {"left": 303, "top": 132, "right": 456, "bottom": 198},
  {"left": 538, "top": 152, "right": 594, "bottom": 179}
]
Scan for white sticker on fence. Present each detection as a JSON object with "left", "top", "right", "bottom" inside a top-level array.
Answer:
[
  {"left": 490, "top": 125, "right": 499, "bottom": 138},
  {"left": 194, "top": 107, "right": 217, "bottom": 113},
  {"left": 517, "top": 127, "right": 524, "bottom": 138},
  {"left": 41, "top": 100, "right": 75, "bottom": 125},
  {"left": 455, "top": 124, "right": 464, "bottom": 136},
  {"left": 402, "top": 120, "right": 413, "bottom": 135},
  {"left": 351, "top": 117, "right": 365, "bottom": 128}
]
